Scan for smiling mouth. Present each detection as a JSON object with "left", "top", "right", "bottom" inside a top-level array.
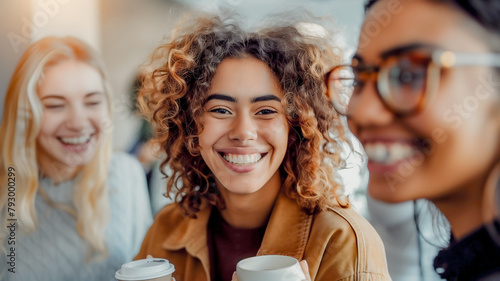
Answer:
[
  {"left": 58, "top": 134, "right": 93, "bottom": 145},
  {"left": 365, "top": 142, "right": 416, "bottom": 165},
  {"left": 220, "top": 153, "right": 266, "bottom": 165}
]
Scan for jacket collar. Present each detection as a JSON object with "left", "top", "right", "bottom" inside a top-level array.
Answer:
[
  {"left": 161, "top": 203, "right": 212, "bottom": 278},
  {"left": 258, "top": 192, "right": 312, "bottom": 260},
  {"left": 161, "top": 191, "right": 312, "bottom": 261}
]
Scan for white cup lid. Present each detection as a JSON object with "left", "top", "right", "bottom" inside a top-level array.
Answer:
[{"left": 115, "top": 258, "right": 175, "bottom": 280}]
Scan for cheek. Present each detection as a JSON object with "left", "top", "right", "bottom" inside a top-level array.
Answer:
[
  {"left": 261, "top": 117, "right": 289, "bottom": 149},
  {"left": 408, "top": 72, "right": 500, "bottom": 170},
  {"left": 410, "top": 69, "right": 488, "bottom": 134},
  {"left": 38, "top": 112, "right": 59, "bottom": 137},
  {"left": 91, "top": 107, "right": 111, "bottom": 133},
  {"left": 198, "top": 119, "right": 224, "bottom": 149}
]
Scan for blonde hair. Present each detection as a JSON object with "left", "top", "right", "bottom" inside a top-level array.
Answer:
[{"left": 0, "top": 37, "right": 113, "bottom": 260}]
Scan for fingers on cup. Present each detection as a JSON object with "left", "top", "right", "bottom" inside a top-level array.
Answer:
[{"left": 300, "top": 260, "right": 311, "bottom": 281}]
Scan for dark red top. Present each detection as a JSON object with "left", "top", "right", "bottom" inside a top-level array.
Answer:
[{"left": 207, "top": 208, "right": 267, "bottom": 281}]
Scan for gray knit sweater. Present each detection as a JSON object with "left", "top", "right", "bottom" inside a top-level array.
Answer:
[{"left": 1, "top": 153, "right": 153, "bottom": 281}]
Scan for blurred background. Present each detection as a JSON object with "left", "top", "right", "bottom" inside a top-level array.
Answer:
[{"left": 0, "top": 0, "right": 367, "bottom": 211}]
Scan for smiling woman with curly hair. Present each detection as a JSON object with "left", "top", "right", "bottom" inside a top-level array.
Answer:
[{"left": 135, "top": 13, "right": 391, "bottom": 281}]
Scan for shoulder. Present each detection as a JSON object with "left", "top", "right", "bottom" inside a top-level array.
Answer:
[
  {"left": 145, "top": 203, "right": 193, "bottom": 246},
  {"left": 108, "top": 152, "right": 146, "bottom": 184},
  {"left": 107, "top": 152, "right": 148, "bottom": 195},
  {"left": 310, "top": 205, "right": 390, "bottom": 279},
  {"left": 313, "top": 205, "right": 386, "bottom": 252},
  {"left": 137, "top": 203, "right": 208, "bottom": 259},
  {"left": 109, "top": 152, "right": 144, "bottom": 174},
  {"left": 311, "top": 203, "right": 384, "bottom": 254},
  {"left": 154, "top": 203, "right": 187, "bottom": 231},
  {"left": 316, "top": 205, "right": 380, "bottom": 236}
]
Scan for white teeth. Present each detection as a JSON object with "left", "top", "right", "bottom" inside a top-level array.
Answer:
[
  {"left": 365, "top": 142, "right": 414, "bottom": 164},
  {"left": 223, "top": 153, "right": 262, "bottom": 165},
  {"left": 370, "top": 143, "right": 388, "bottom": 163},
  {"left": 60, "top": 135, "right": 91, "bottom": 144}
]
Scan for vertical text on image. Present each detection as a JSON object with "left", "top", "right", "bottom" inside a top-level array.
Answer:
[{"left": 6, "top": 166, "right": 17, "bottom": 273}]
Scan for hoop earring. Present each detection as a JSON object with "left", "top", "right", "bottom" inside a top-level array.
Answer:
[{"left": 482, "top": 161, "right": 500, "bottom": 246}]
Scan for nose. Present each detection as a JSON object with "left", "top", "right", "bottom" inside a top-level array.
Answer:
[
  {"left": 228, "top": 113, "right": 258, "bottom": 142},
  {"left": 65, "top": 104, "right": 88, "bottom": 131},
  {"left": 347, "top": 82, "right": 394, "bottom": 132}
]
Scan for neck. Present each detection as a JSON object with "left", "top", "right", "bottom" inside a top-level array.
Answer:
[
  {"left": 218, "top": 172, "right": 281, "bottom": 229},
  {"left": 37, "top": 156, "right": 80, "bottom": 185},
  {"left": 433, "top": 181, "right": 489, "bottom": 240}
]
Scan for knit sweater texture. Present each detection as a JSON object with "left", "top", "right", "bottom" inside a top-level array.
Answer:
[{"left": 1, "top": 153, "right": 153, "bottom": 281}]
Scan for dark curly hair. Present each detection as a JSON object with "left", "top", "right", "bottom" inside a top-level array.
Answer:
[
  {"left": 138, "top": 14, "right": 349, "bottom": 217},
  {"left": 366, "top": 0, "right": 500, "bottom": 36}
]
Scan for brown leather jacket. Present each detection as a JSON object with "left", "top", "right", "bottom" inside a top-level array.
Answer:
[{"left": 135, "top": 192, "right": 392, "bottom": 281}]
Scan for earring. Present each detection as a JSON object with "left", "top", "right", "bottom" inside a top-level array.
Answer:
[{"left": 482, "top": 161, "right": 500, "bottom": 246}]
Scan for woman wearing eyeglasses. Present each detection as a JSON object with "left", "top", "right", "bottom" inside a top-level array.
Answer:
[{"left": 325, "top": 0, "right": 500, "bottom": 280}]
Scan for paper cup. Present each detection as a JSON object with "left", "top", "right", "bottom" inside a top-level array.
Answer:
[
  {"left": 236, "top": 255, "right": 306, "bottom": 281},
  {"left": 115, "top": 258, "right": 175, "bottom": 281}
]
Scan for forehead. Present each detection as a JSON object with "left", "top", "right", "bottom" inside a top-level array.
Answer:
[
  {"left": 357, "top": 0, "right": 489, "bottom": 62},
  {"left": 39, "top": 59, "right": 104, "bottom": 97},
  {"left": 209, "top": 57, "right": 283, "bottom": 99}
]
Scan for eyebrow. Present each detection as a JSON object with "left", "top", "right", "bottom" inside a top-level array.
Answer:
[
  {"left": 251, "top": 95, "right": 281, "bottom": 103},
  {"left": 353, "top": 43, "right": 439, "bottom": 62},
  {"left": 204, "top": 94, "right": 281, "bottom": 104},
  {"left": 205, "top": 94, "right": 237, "bottom": 103},
  {"left": 380, "top": 43, "right": 436, "bottom": 59}
]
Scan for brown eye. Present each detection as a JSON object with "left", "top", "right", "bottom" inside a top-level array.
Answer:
[
  {"left": 390, "top": 59, "right": 427, "bottom": 90},
  {"left": 256, "top": 109, "right": 277, "bottom": 115},
  {"left": 381, "top": 56, "right": 429, "bottom": 113},
  {"left": 210, "top": 108, "right": 231, "bottom": 114}
]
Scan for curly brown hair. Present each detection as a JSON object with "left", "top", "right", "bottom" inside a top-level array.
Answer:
[{"left": 138, "top": 13, "right": 349, "bottom": 217}]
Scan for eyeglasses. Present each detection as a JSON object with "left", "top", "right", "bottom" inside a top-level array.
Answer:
[{"left": 325, "top": 49, "right": 500, "bottom": 116}]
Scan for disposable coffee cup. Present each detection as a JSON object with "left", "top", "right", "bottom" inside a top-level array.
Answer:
[
  {"left": 115, "top": 258, "right": 175, "bottom": 281},
  {"left": 236, "top": 255, "right": 306, "bottom": 281}
]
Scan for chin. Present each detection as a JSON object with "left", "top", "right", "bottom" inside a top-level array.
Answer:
[
  {"left": 62, "top": 151, "right": 95, "bottom": 168},
  {"left": 368, "top": 181, "right": 412, "bottom": 203},
  {"left": 224, "top": 185, "right": 261, "bottom": 195}
]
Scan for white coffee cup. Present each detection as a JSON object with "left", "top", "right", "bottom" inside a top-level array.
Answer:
[
  {"left": 115, "top": 258, "right": 175, "bottom": 281},
  {"left": 236, "top": 255, "right": 306, "bottom": 281}
]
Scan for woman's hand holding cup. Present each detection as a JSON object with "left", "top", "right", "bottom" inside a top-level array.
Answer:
[{"left": 233, "top": 255, "right": 311, "bottom": 281}]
